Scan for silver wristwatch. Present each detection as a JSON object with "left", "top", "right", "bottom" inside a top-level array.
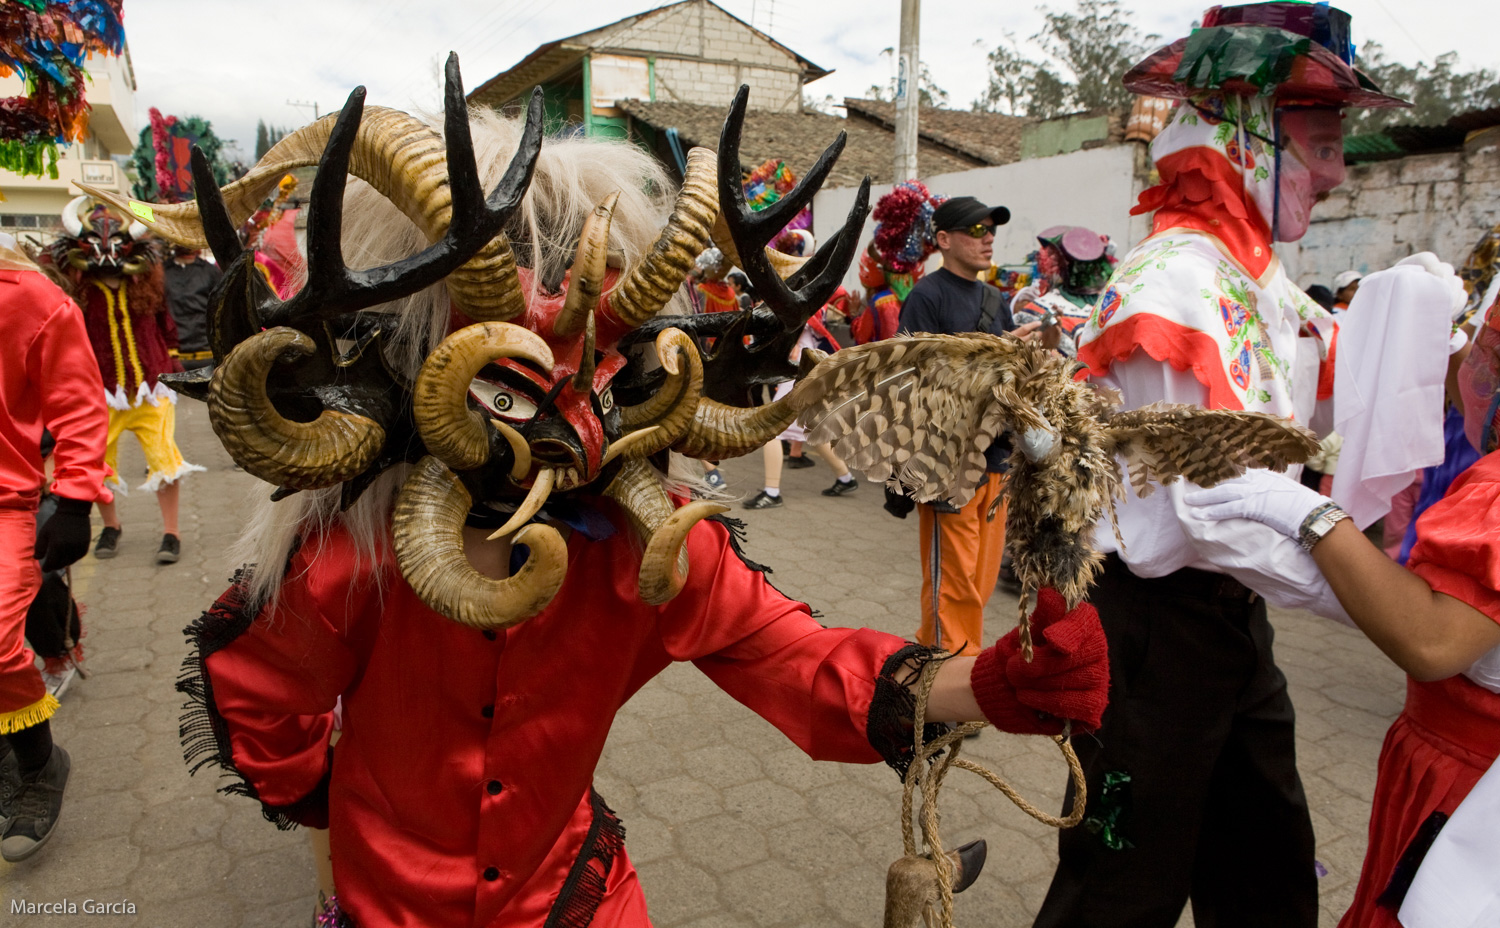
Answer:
[{"left": 1298, "top": 502, "right": 1350, "bottom": 552}]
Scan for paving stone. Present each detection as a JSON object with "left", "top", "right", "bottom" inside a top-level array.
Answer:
[{"left": 638, "top": 775, "right": 725, "bottom": 823}]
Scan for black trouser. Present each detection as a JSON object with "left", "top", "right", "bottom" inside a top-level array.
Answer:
[{"left": 1034, "top": 555, "right": 1318, "bottom": 928}]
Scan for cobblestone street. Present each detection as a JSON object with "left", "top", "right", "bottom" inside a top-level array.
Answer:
[{"left": 2, "top": 403, "right": 1407, "bottom": 927}]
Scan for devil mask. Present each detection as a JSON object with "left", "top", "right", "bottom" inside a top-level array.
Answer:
[
  {"left": 52, "top": 195, "right": 157, "bottom": 275},
  {"left": 80, "top": 54, "right": 869, "bottom": 630}
]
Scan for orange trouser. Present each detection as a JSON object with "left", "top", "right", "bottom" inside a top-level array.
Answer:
[{"left": 915, "top": 472, "right": 1007, "bottom": 657}]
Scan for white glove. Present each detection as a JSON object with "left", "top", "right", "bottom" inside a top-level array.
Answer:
[
  {"left": 1395, "top": 252, "right": 1468, "bottom": 318},
  {"left": 1184, "top": 469, "right": 1332, "bottom": 541}
]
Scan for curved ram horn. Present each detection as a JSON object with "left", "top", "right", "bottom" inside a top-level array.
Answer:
[
  {"left": 208, "top": 327, "right": 385, "bottom": 489},
  {"left": 639, "top": 500, "right": 730, "bottom": 604},
  {"left": 61, "top": 195, "right": 89, "bottom": 238},
  {"left": 671, "top": 367, "right": 827, "bottom": 460},
  {"left": 77, "top": 65, "right": 544, "bottom": 322},
  {"left": 617, "top": 327, "right": 703, "bottom": 456},
  {"left": 393, "top": 456, "right": 569, "bottom": 629},
  {"left": 607, "top": 147, "right": 718, "bottom": 329},
  {"left": 486, "top": 467, "right": 555, "bottom": 540},
  {"left": 604, "top": 458, "right": 728, "bottom": 604},
  {"left": 414, "top": 321, "right": 555, "bottom": 471},
  {"left": 555, "top": 191, "right": 619, "bottom": 338}
]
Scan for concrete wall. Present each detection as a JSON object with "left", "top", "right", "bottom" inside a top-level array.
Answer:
[
  {"left": 1283, "top": 141, "right": 1500, "bottom": 289},
  {"left": 813, "top": 143, "right": 1155, "bottom": 292},
  {"left": 592, "top": 1, "right": 804, "bottom": 112}
]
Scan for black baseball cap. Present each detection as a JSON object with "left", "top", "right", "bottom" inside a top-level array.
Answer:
[{"left": 932, "top": 196, "right": 1011, "bottom": 232}]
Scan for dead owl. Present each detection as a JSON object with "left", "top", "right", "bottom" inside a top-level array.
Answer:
[{"left": 790, "top": 331, "right": 1318, "bottom": 610}]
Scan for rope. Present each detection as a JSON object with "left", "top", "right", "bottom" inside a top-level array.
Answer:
[{"left": 897, "top": 656, "right": 1087, "bottom": 927}]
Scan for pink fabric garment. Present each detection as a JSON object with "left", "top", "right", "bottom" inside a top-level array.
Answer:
[{"left": 1383, "top": 474, "right": 1424, "bottom": 559}]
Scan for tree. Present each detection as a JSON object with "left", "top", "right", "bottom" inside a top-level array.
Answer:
[
  {"left": 1346, "top": 41, "right": 1500, "bottom": 135},
  {"left": 865, "top": 49, "right": 951, "bottom": 107},
  {"left": 974, "top": 0, "right": 1156, "bottom": 117},
  {"left": 254, "top": 119, "right": 288, "bottom": 161}
]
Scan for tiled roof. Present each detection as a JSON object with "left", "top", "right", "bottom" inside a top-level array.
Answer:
[
  {"left": 615, "top": 100, "right": 985, "bottom": 187},
  {"left": 840, "top": 99, "right": 1035, "bottom": 166}
]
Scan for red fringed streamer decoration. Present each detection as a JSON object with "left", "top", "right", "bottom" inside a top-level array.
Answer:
[
  {"left": 150, "top": 107, "right": 177, "bottom": 202},
  {"left": 872, "top": 181, "right": 944, "bottom": 275}
]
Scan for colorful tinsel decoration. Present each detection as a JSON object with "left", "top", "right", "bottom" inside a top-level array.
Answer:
[
  {"left": 0, "top": 0, "right": 125, "bottom": 178},
  {"left": 872, "top": 180, "right": 946, "bottom": 275},
  {"left": 743, "top": 156, "right": 811, "bottom": 238}
]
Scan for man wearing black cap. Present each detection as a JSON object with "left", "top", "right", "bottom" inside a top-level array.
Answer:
[{"left": 898, "top": 196, "right": 1057, "bottom": 658}]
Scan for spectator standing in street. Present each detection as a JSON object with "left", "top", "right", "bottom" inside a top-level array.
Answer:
[
  {"left": 163, "top": 245, "right": 221, "bottom": 371},
  {"left": 0, "top": 232, "right": 109, "bottom": 861},
  {"left": 897, "top": 196, "right": 1057, "bottom": 656},
  {"left": 1334, "top": 269, "right": 1363, "bottom": 311}
]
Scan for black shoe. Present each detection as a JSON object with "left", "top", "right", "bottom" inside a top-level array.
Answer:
[
  {"left": 157, "top": 533, "right": 181, "bottom": 564},
  {"left": 742, "top": 491, "right": 783, "bottom": 510},
  {"left": 0, "top": 742, "right": 18, "bottom": 831},
  {"left": 821, "top": 477, "right": 859, "bottom": 497},
  {"left": 1, "top": 744, "right": 69, "bottom": 862},
  {"left": 785, "top": 455, "right": 815, "bottom": 469},
  {"left": 94, "top": 526, "right": 121, "bottom": 559}
]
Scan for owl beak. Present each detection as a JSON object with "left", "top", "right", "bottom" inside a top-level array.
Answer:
[{"left": 1018, "top": 420, "right": 1061, "bottom": 464}]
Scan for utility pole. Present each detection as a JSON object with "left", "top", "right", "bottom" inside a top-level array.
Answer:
[
  {"left": 892, "top": 0, "right": 920, "bottom": 182},
  {"left": 286, "top": 99, "right": 321, "bottom": 121}
]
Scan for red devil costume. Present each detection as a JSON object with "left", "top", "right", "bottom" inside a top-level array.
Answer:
[
  {"left": 0, "top": 236, "right": 108, "bottom": 861},
  {"left": 100, "top": 63, "right": 1118, "bottom": 926}
]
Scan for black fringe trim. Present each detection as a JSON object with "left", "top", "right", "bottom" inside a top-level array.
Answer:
[
  {"left": 176, "top": 560, "right": 327, "bottom": 831},
  {"left": 708, "top": 514, "right": 770, "bottom": 573},
  {"left": 544, "top": 790, "right": 626, "bottom": 928},
  {"left": 1377, "top": 810, "right": 1449, "bottom": 910},
  {"left": 867, "top": 643, "right": 954, "bottom": 780},
  {"left": 707, "top": 514, "right": 824, "bottom": 618}
]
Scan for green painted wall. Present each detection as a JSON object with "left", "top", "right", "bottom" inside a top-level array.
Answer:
[{"left": 1021, "top": 114, "right": 1111, "bottom": 160}]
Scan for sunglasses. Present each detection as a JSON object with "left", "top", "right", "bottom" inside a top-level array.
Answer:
[{"left": 950, "top": 222, "right": 993, "bottom": 239}]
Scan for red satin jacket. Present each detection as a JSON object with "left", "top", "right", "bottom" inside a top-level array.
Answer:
[
  {"left": 0, "top": 268, "right": 109, "bottom": 509},
  {"left": 188, "top": 511, "right": 913, "bottom": 927}
]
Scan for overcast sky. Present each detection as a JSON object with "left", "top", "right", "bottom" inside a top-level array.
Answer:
[{"left": 122, "top": 0, "right": 1495, "bottom": 162}]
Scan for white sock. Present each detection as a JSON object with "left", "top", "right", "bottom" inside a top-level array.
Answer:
[
  {"left": 764, "top": 487, "right": 780, "bottom": 497},
  {"left": 836, "top": 473, "right": 853, "bottom": 484}
]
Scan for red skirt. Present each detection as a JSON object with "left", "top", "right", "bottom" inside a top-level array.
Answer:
[{"left": 1339, "top": 674, "right": 1500, "bottom": 928}]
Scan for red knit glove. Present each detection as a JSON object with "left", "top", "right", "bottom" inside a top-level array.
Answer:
[{"left": 969, "top": 588, "right": 1110, "bottom": 735}]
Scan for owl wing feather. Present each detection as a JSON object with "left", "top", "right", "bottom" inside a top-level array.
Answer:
[
  {"left": 796, "top": 333, "right": 1027, "bottom": 508},
  {"left": 1103, "top": 402, "right": 1319, "bottom": 496}
]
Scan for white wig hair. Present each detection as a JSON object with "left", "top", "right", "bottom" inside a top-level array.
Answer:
[{"left": 231, "top": 106, "right": 683, "bottom": 604}]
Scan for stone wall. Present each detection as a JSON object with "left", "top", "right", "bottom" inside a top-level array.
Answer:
[
  {"left": 591, "top": 1, "right": 805, "bottom": 112},
  {"left": 1285, "top": 141, "right": 1500, "bottom": 289},
  {"left": 653, "top": 59, "right": 802, "bottom": 112}
]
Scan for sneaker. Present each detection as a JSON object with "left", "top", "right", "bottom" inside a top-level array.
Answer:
[
  {"left": 785, "top": 455, "right": 815, "bottom": 469},
  {"left": 157, "top": 533, "right": 181, "bottom": 564},
  {"left": 704, "top": 468, "right": 726, "bottom": 490},
  {"left": 821, "top": 477, "right": 859, "bottom": 497},
  {"left": 94, "top": 526, "right": 121, "bottom": 559},
  {"left": 1, "top": 744, "right": 70, "bottom": 862},
  {"left": 0, "top": 743, "right": 18, "bottom": 831},
  {"left": 742, "top": 491, "right": 783, "bottom": 510},
  {"left": 41, "top": 666, "right": 77, "bottom": 701}
]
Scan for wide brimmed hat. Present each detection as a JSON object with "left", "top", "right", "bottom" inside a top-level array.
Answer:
[{"left": 1124, "top": 2, "right": 1408, "bottom": 109}]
